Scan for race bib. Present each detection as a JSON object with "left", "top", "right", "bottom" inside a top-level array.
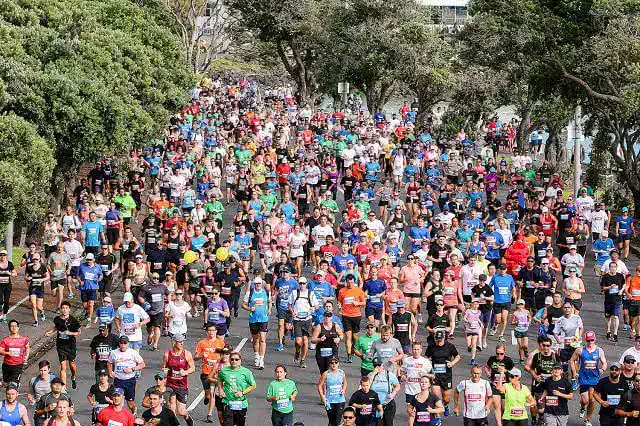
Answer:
[
  {"left": 8, "top": 348, "right": 20, "bottom": 357},
  {"left": 320, "top": 347, "right": 333, "bottom": 357},
  {"left": 498, "top": 287, "right": 508, "bottom": 295},
  {"left": 85, "top": 272, "right": 96, "bottom": 281},
  {"left": 466, "top": 393, "right": 482, "bottom": 402},
  {"left": 328, "top": 384, "right": 341, "bottom": 396},
  {"left": 297, "top": 311, "right": 309, "bottom": 319},
  {"left": 510, "top": 407, "right": 524, "bottom": 417},
  {"left": 360, "top": 404, "right": 372, "bottom": 415},
  {"left": 537, "top": 250, "right": 546, "bottom": 257},
  {"left": 344, "top": 297, "right": 355, "bottom": 305},
  {"left": 566, "top": 237, "right": 574, "bottom": 244},
  {"left": 107, "top": 420, "right": 124, "bottom": 426},
  {"left": 221, "top": 287, "right": 232, "bottom": 295},
  {"left": 368, "top": 295, "right": 381, "bottom": 303},
  {"left": 0, "top": 277, "right": 9, "bottom": 284},
  {"left": 151, "top": 294, "right": 162, "bottom": 302},
  {"left": 228, "top": 400, "right": 243, "bottom": 410},
  {"left": 396, "top": 323, "right": 409, "bottom": 332},
  {"left": 607, "top": 395, "right": 621, "bottom": 406},
  {"left": 584, "top": 360, "right": 597, "bottom": 370},
  {"left": 276, "top": 398, "right": 291, "bottom": 410},
  {"left": 609, "top": 285, "right": 619, "bottom": 294},
  {"left": 545, "top": 396, "right": 558, "bottom": 406},
  {"left": 416, "top": 412, "right": 431, "bottom": 423},
  {"left": 434, "top": 363, "right": 447, "bottom": 374},
  {"left": 172, "top": 320, "right": 184, "bottom": 328}
]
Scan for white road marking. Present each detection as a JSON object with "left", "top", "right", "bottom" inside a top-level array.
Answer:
[
  {"left": 187, "top": 337, "right": 248, "bottom": 412},
  {"left": 7, "top": 296, "right": 29, "bottom": 315}
]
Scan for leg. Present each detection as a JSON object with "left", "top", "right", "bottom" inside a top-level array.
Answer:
[{"left": 59, "top": 360, "right": 68, "bottom": 385}]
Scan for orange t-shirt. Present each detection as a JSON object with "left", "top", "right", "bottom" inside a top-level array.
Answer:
[
  {"left": 628, "top": 276, "right": 640, "bottom": 301},
  {"left": 195, "top": 337, "right": 225, "bottom": 374},
  {"left": 384, "top": 289, "right": 405, "bottom": 315},
  {"left": 338, "top": 286, "right": 366, "bottom": 318}
]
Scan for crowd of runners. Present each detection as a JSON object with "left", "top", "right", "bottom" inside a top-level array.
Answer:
[{"left": 1, "top": 77, "right": 640, "bottom": 426}]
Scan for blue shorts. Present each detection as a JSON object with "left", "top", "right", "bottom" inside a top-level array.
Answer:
[
  {"left": 129, "top": 340, "right": 143, "bottom": 350},
  {"left": 114, "top": 377, "right": 137, "bottom": 401},
  {"left": 29, "top": 285, "right": 45, "bottom": 298},
  {"left": 277, "top": 307, "right": 292, "bottom": 323},
  {"left": 605, "top": 302, "right": 622, "bottom": 317},
  {"left": 365, "top": 306, "right": 383, "bottom": 320},
  {"left": 70, "top": 266, "right": 80, "bottom": 278},
  {"left": 81, "top": 289, "right": 98, "bottom": 302}
]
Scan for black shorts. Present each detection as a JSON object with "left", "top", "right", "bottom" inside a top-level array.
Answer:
[
  {"left": 2, "top": 363, "right": 22, "bottom": 384},
  {"left": 630, "top": 302, "right": 640, "bottom": 318},
  {"left": 404, "top": 292, "right": 420, "bottom": 299},
  {"left": 51, "top": 278, "right": 65, "bottom": 292},
  {"left": 29, "top": 285, "right": 44, "bottom": 298},
  {"left": 249, "top": 322, "right": 268, "bottom": 335},
  {"left": 148, "top": 312, "right": 164, "bottom": 327},
  {"left": 493, "top": 302, "right": 511, "bottom": 313},
  {"left": 342, "top": 316, "right": 361, "bottom": 333},
  {"left": 106, "top": 228, "right": 120, "bottom": 245},
  {"left": 464, "top": 418, "right": 488, "bottom": 426},
  {"left": 57, "top": 344, "right": 77, "bottom": 362},
  {"left": 81, "top": 289, "right": 98, "bottom": 302},
  {"left": 293, "top": 319, "right": 312, "bottom": 337},
  {"left": 170, "top": 386, "right": 188, "bottom": 404},
  {"left": 565, "top": 298, "right": 582, "bottom": 311},
  {"left": 434, "top": 374, "right": 452, "bottom": 391},
  {"left": 70, "top": 266, "right": 80, "bottom": 278},
  {"left": 200, "top": 373, "right": 211, "bottom": 391},
  {"left": 579, "top": 384, "right": 595, "bottom": 394},
  {"left": 365, "top": 307, "right": 383, "bottom": 320},
  {"left": 98, "top": 277, "right": 112, "bottom": 293},
  {"left": 277, "top": 308, "right": 292, "bottom": 323},
  {"left": 114, "top": 377, "right": 136, "bottom": 402}
]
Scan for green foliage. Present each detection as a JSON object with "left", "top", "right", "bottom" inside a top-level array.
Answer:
[
  {"left": 0, "top": 0, "right": 194, "bottom": 183},
  {"left": 0, "top": 113, "right": 55, "bottom": 229}
]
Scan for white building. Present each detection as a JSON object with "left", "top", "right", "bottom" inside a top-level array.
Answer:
[{"left": 419, "top": 0, "right": 470, "bottom": 26}]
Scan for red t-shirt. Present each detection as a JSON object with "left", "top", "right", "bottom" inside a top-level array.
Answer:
[
  {"left": 98, "top": 406, "right": 134, "bottom": 426},
  {"left": 1, "top": 336, "right": 29, "bottom": 365}
]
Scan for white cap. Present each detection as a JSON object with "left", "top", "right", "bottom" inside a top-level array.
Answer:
[
  {"left": 544, "top": 296, "right": 553, "bottom": 305},
  {"left": 85, "top": 253, "right": 95, "bottom": 260},
  {"left": 510, "top": 368, "right": 522, "bottom": 377},
  {"left": 253, "top": 277, "right": 263, "bottom": 284},
  {"left": 541, "top": 258, "right": 550, "bottom": 264},
  {"left": 299, "top": 277, "right": 308, "bottom": 283},
  {"left": 542, "top": 207, "right": 549, "bottom": 213},
  {"left": 516, "top": 299, "right": 526, "bottom": 305},
  {"left": 123, "top": 292, "right": 134, "bottom": 302}
]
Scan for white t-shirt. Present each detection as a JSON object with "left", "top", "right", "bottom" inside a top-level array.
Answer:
[
  {"left": 455, "top": 379, "right": 492, "bottom": 419},
  {"left": 620, "top": 347, "right": 640, "bottom": 365},
  {"left": 312, "top": 225, "right": 334, "bottom": 249},
  {"left": 402, "top": 356, "right": 433, "bottom": 396},
  {"left": 166, "top": 301, "right": 191, "bottom": 336},
  {"left": 289, "top": 233, "right": 307, "bottom": 257},
  {"left": 63, "top": 240, "right": 84, "bottom": 267},
  {"left": 109, "top": 348, "right": 144, "bottom": 380},
  {"left": 591, "top": 210, "right": 609, "bottom": 233},
  {"left": 116, "top": 304, "right": 149, "bottom": 343}
]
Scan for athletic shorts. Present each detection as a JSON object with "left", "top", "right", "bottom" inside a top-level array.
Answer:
[
  {"left": 514, "top": 330, "right": 528, "bottom": 339},
  {"left": 293, "top": 319, "right": 312, "bottom": 337},
  {"left": 342, "top": 316, "right": 361, "bottom": 333},
  {"left": 99, "top": 278, "right": 112, "bottom": 294},
  {"left": 106, "top": 228, "right": 120, "bottom": 245},
  {"left": 114, "top": 377, "right": 137, "bottom": 401},
  {"left": 464, "top": 418, "right": 488, "bottom": 426},
  {"left": 579, "top": 384, "right": 595, "bottom": 394},
  {"left": 51, "top": 279, "right": 65, "bottom": 291},
  {"left": 29, "top": 285, "right": 44, "bottom": 298},
  {"left": 434, "top": 374, "right": 452, "bottom": 391},
  {"left": 214, "top": 322, "right": 228, "bottom": 336},
  {"left": 365, "top": 307, "right": 383, "bottom": 320},
  {"left": 605, "top": 302, "right": 622, "bottom": 318},
  {"left": 403, "top": 292, "right": 420, "bottom": 299},
  {"left": 277, "top": 308, "right": 292, "bottom": 323},
  {"left": 70, "top": 266, "right": 80, "bottom": 278},
  {"left": 56, "top": 344, "right": 77, "bottom": 362},
  {"left": 249, "top": 322, "right": 268, "bottom": 335},
  {"left": 630, "top": 302, "right": 640, "bottom": 318},
  {"left": 147, "top": 312, "right": 164, "bottom": 327},
  {"left": 200, "top": 373, "right": 211, "bottom": 391},
  {"left": 170, "top": 386, "right": 188, "bottom": 404},
  {"left": 81, "top": 289, "right": 98, "bottom": 302},
  {"left": 493, "top": 302, "right": 511, "bottom": 313}
]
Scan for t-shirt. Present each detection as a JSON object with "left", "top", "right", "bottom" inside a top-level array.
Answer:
[
  {"left": 195, "top": 338, "right": 225, "bottom": 375},
  {"left": 595, "top": 377, "right": 627, "bottom": 418},
  {"left": 370, "top": 338, "right": 403, "bottom": 364},
  {"left": 541, "top": 377, "right": 571, "bottom": 416},
  {"left": 455, "top": 379, "right": 492, "bottom": 419},
  {"left": 108, "top": 348, "right": 143, "bottom": 381},
  {"left": 348, "top": 389, "right": 380, "bottom": 423},
  {"left": 1, "top": 335, "right": 29, "bottom": 365},
  {"left": 141, "top": 407, "right": 180, "bottom": 426},
  {"left": 53, "top": 316, "right": 81, "bottom": 347},
  {"left": 266, "top": 379, "right": 298, "bottom": 414},
  {"left": 338, "top": 286, "right": 366, "bottom": 318},
  {"left": 97, "top": 405, "right": 134, "bottom": 426},
  {"left": 90, "top": 333, "right": 119, "bottom": 370},
  {"left": 218, "top": 366, "right": 256, "bottom": 409},
  {"left": 490, "top": 273, "right": 516, "bottom": 304},
  {"left": 354, "top": 333, "right": 380, "bottom": 371},
  {"left": 425, "top": 342, "right": 459, "bottom": 376},
  {"left": 116, "top": 304, "right": 149, "bottom": 342}
]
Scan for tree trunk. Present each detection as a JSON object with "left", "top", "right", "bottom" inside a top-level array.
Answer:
[
  {"left": 516, "top": 106, "right": 531, "bottom": 153},
  {"left": 632, "top": 188, "right": 640, "bottom": 220}
]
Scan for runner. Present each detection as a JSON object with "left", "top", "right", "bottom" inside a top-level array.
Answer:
[
  {"left": 0, "top": 320, "right": 29, "bottom": 385},
  {"left": 162, "top": 334, "right": 195, "bottom": 426},
  {"left": 88, "top": 370, "right": 114, "bottom": 426},
  {"left": 47, "top": 243, "right": 71, "bottom": 314},
  {"left": 570, "top": 329, "right": 608, "bottom": 426},
  {"left": 108, "top": 335, "right": 146, "bottom": 414},
  {"left": 347, "top": 376, "right": 383, "bottom": 426},
  {"left": 141, "top": 389, "right": 180, "bottom": 426},
  {"left": 241, "top": 276, "right": 270, "bottom": 369},
  {"left": 538, "top": 364, "right": 572, "bottom": 426},
  {"left": 25, "top": 253, "right": 49, "bottom": 327},
  {"left": 594, "top": 362, "right": 626, "bottom": 426},
  {"left": 494, "top": 368, "right": 536, "bottom": 426},
  {"left": 265, "top": 365, "right": 298, "bottom": 426},
  {"left": 96, "top": 387, "right": 135, "bottom": 426},
  {"left": 368, "top": 360, "right": 401, "bottom": 426},
  {"left": 194, "top": 323, "right": 225, "bottom": 422},
  {"left": 311, "top": 311, "right": 343, "bottom": 374},
  {"left": 115, "top": 292, "right": 150, "bottom": 351},
  {"left": 486, "top": 344, "right": 515, "bottom": 426},
  {"left": 217, "top": 352, "right": 256, "bottom": 426},
  {"left": 425, "top": 330, "right": 461, "bottom": 417},
  {"left": 34, "top": 378, "right": 73, "bottom": 426},
  {"left": 353, "top": 322, "right": 380, "bottom": 377},
  {"left": 44, "top": 302, "right": 80, "bottom": 390},
  {"left": 338, "top": 274, "right": 366, "bottom": 363},
  {"left": 453, "top": 365, "right": 492, "bottom": 425},
  {"left": 407, "top": 376, "right": 444, "bottom": 426},
  {"left": 317, "top": 357, "right": 347, "bottom": 426},
  {"left": 43, "top": 399, "right": 80, "bottom": 426},
  {"left": 288, "top": 277, "right": 319, "bottom": 368}
]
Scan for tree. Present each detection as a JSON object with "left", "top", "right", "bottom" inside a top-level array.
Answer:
[
  {"left": 0, "top": 0, "right": 193, "bottom": 202},
  {"left": 226, "top": 0, "right": 332, "bottom": 105},
  {"left": 0, "top": 114, "right": 55, "bottom": 234},
  {"left": 164, "top": 0, "right": 233, "bottom": 74}
]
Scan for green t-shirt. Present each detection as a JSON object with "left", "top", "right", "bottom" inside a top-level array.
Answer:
[
  {"left": 218, "top": 365, "right": 256, "bottom": 409},
  {"left": 354, "top": 333, "right": 380, "bottom": 371},
  {"left": 205, "top": 200, "right": 224, "bottom": 221},
  {"left": 266, "top": 378, "right": 298, "bottom": 414},
  {"left": 261, "top": 193, "right": 278, "bottom": 212},
  {"left": 113, "top": 194, "right": 137, "bottom": 218},
  {"left": 235, "top": 149, "right": 251, "bottom": 166},
  {"left": 320, "top": 199, "right": 339, "bottom": 212},
  {"left": 335, "top": 141, "right": 347, "bottom": 156},
  {"left": 354, "top": 200, "right": 371, "bottom": 215},
  {"left": 503, "top": 383, "right": 530, "bottom": 420},
  {"left": 520, "top": 169, "right": 535, "bottom": 181}
]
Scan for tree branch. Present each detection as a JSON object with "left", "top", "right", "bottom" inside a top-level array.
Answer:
[{"left": 559, "top": 65, "right": 624, "bottom": 104}]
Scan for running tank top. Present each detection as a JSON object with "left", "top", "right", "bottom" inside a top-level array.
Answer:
[
  {"left": 0, "top": 401, "right": 22, "bottom": 426},
  {"left": 325, "top": 369, "right": 346, "bottom": 404},
  {"left": 166, "top": 350, "right": 189, "bottom": 389},
  {"left": 316, "top": 323, "right": 338, "bottom": 358},
  {"left": 578, "top": 347, "right": 601, "bottom": 386}
]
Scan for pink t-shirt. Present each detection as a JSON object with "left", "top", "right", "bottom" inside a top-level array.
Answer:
[{"left": 401, "top": 264, "right": 424, "bottom": 294}]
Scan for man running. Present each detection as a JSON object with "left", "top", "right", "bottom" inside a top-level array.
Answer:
[
  {"left": 242, "top": 277, "right": 270, "bottom": 369},
  {"left": 96, "top": 387, "right": 134, "bottom": 426},
  {"left": 426, "top": 330, "right": 461, "bottom": 417},
  {"left": 162, "top": 334, "right": 195, "bottom": 426},
  {"left": 453, "top": 365, "right": 492, "bottom": 424},
  {"left": 108, "top": 335, "right": 146, "bottom": 415},
  {"left": 288, "top": 277, "right": 319, "bottom": 368},
  {"left": 338, "top": 274, "right": 366, "bottom": 362},
  {"left": 570, "top": 330, "right": 607, "bottom": 426},
  {"left": 44, "top": 301, "right": 81, "bottom": 389},
  {"left": 195, "top": 324, "right": 225, "bottom": 422}
]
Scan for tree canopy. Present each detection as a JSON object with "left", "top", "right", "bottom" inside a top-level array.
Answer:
[{"left": 0, "top": 0, "right": 193, "bottom": 230}]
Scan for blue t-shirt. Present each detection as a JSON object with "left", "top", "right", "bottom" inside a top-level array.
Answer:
[
  {"left": 83, "top": 221, "right": 104, "bottom": 247},
  {"left": 275, "top": 278, "right": 299, "bottom": 310},
  {"left": 482, "top": 231, "right": 504, "bottom": 259},
  {"left": 363, "top": 279, "right": 386, "bottom": 309},
  {"left": 79, "top": 263, "right": 103, "bottom": 290},
  {"left": 593, "top": 238, "right": 615, "bottom": 264},
  {"left": 332, "top": 254, "right": 357, "bottom": 274},
  {"left": 409, "top": 226, "right": 431, "bottom": 253},
  {"left": 616, "top": 216, "right": 633, "bottom": 236},
  {"left": 491, "top": 273, "right": 516, "bottom": 304},
  {"left": 365, "top": 162, "right": 381, "bottom": 181}
]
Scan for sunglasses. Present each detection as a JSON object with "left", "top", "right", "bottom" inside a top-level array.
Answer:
[
  {"left": 542, "top": 343, "right": 551, "bottom": 347},
  {"left": 626, "top": 360, "right": 636, "bottom": 364},
  {"left": 329, "top": 361, "right": 339, "bottom": 364},
  {"left": 231, "top": 358, "right": 240, "bottom": 361},
  {"left": 496, "top": 352, "right": 505, "bottom": 355},
  {"left": 343, "top": 416, "right": 355, "bottom": 420}
]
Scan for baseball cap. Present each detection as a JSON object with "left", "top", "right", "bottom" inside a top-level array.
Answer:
[
  {"left": 323, "top": 311, "right": 334, "bottom": 318},
  {"left": 253, "top": 277, "right": 263, "bottom": 284},
  {"left": 5, "top": 382, "right": 18, "bottom": 391},
  {"left": 98, "top": 323, "right": 108, "bottom": 330},
  {"left": 119, "top": 335, "right": 130, "bottom": 343},
  {"left": 435, "top": 330, "right": 446, "bottom": 340},
  {"left": 98, "top": 369, "right": 108, "bottom": 376},
  {"left": 624, "top": 355, "right": 637, "bottom": 363},
  {"left": 103, "top": 296, "right": 112, "bottom": 303},
  {"left": 135, "top": 254, "right": 143, "bottom": 259},
  {"left": 0, "top": 250, "right": 7, "bottom": 255},
  {"left": 610, "top": 362, "right": 622, "bottom": 369},
  {"left": 569, "top": 245, "right": 577, "bottom": 250},
  {"left": 298, "top": 277, "right": 308, "bottom": 284},
  {"left": 544, "top": 296, "right": 553, "bottom": 305},
  {"left": 509, "top": 368, "right": 522, "bottom": 377},
  {"left": 498, "top": 263, "right": 507, "bottom": 270},
  {"left": 172, "top": 334, "right": 186, "bottom": 342},
  {"left": 396, "top": 299, "right": 406, "bottom": 308},
  {"left": 85, "top": 253, "right": 95, "bottom": 260},
  {"left": 585, "top": 330, "right": 596, "bottom": 341},
  {"left": 478, "top": 274, "right": 487, "bottom": 281},
  {"left": 516, "top": 299, "right": 525, "bottom": 306},
  {"left": 154, "top": 371, "right": 166, "bottom": 379},
  {"left": 112, "top": 388, "right": 125, "bottom": 396},
  {"left": 123, "top": 292, "right": 134, "bottom": 302},
  {"left": 541, "top": 258, "right": 550, "bottom": 264},
  {"left": 623, "top": 207, "right": 629, "bottom": 212}
]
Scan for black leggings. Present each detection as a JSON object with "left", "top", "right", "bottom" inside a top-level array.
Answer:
[
  {"left": 381, "top": 400, "right": 396, "bottom": 426},
  {"left": 327, "top": 402, "right": 344, "bottom": 426},
  {"left": 222, "top": 406, "right": 247, "bottom": 426},
  {"left": 0, "top": 285, "right": 11, "bottom": 314}
]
